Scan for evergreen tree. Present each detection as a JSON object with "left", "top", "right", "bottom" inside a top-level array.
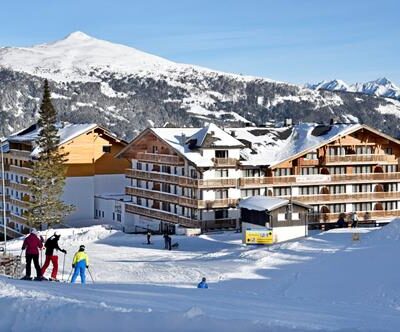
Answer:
[{"left": 27, "top": 79, "right": 74, "bottom": 228}]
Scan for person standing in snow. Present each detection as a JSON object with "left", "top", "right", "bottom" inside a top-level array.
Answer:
[
  {"left": 41, "top": 232, "right": 67, "bottom": 281},
  {"left": 163, "top": 232, "right": 169, "bottom": 249},
  {"left": 147, "top": 230, "right": 152, "bottom": 245},
  {"left": 197, "top": 277, "right": 208, "bottom": 289},
  {"left": 71, "top": 245, "right": 89, "bottom": 284},
  {"left": 337, "top": 215, "right": 346, "bottom": 228},
  {"left": 21, "top": 228, "right": 44, "bottom": 280},
  {"left": 351, "top": 212, "right": 359, "bottom": 228}
]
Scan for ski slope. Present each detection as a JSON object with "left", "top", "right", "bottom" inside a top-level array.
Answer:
[{"left": 2, "top": 221, "right": 400, "bottom": 331}]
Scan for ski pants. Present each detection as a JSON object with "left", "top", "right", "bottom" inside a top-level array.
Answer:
[
  {"left": 25, "top": 254, "right": 41, "bottom": 278},
  {"left": 41, "top": 255, "right": 59, "bottom": 279},
  {"left": 71, "top": 260, "right": 86, "bottom": 284}
]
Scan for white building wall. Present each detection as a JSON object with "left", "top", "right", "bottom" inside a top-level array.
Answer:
[
  {"left": 94, "top": 174, "right": 126, "bottom": 195},
  {"left": 63, "top": 177, "right": 94, "bottom": 222}
]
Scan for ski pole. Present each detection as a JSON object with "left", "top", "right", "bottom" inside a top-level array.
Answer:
[
  {"left": 61, "top": 252, "right": 66, "bottom": 281},
  {"left": 87, "top": 267, "right": 95, "bottom": 284},
  {"left": 67, "top": 268, "right": 73, "bottom": 283}
]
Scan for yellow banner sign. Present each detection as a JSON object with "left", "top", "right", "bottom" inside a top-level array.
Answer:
[{"left": 245, "top": 229, "right": 273, "bottom": 245}]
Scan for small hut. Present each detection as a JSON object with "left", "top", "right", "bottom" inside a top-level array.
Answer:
[{"left": 239, "top": 196, "right": 311, "bottom": 244}]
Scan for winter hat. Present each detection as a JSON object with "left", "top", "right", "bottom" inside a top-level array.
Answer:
[
  {"left": 79, "top": 245, "right": 85, "bottom": 251},
  {"left": 30, "top": 228, "right": 38, "bottom": 235}
]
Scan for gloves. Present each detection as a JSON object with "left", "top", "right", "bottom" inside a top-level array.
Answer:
[
  {"left": 86, "top": 266, "right": 89, "bottom": 269},
  {"left": 72, "top": 264, "right": 75, "bottom": 268}
]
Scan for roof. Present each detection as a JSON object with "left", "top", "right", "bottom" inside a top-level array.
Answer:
[
  {"left": 239, "top": 196, "right": 311, "bottom": 211},
  {"left": 229, "top": 123, "right": 362, "bottom": 167},
  {"left": 118, "top": 124, "right": 244, "bottom": 167},
  {"left": 7, "top": 122, "right": 125, "bottom": 158}
]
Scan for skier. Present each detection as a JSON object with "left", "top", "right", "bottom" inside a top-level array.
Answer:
[
  {"left": 351, "top": 212, "right": 359, "bottom": 228},
  {"left": 163, "top": 232, "right": 169, "bottom": 249},
  {"left": 41, "top": 232, "right": 67, "bottom": 281},
  {"left": 146, "top": 230, "right": 152, "bottom": 245},
  {"left": 21, "top": 228, "right": 44, "bottom": 281},
  {"left": 71, "top": 245, "right": 89, "bottom": 284},
  {"left": 197, "top": 277, "right": 208, "bottom": 289},
  {"left": 336, "top": 215, "right": 346, "bottom": 228}
]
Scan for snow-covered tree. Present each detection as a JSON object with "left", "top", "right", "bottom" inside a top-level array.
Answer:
[{"left": 27, "top": 79, "right": 74, "bottom": 228}]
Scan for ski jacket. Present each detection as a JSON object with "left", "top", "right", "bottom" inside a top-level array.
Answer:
[
  {"left": 22, "top": 234, "right": 43, "bottom": 255},
  {"left": 73, "top": 251, "right": 89, "bottom": 266},
  {"left": 44, "top": 236, "right": 62, "bottom": 256},
  {"left": 197, "top": 281, "right": 208, "bottom": 289}
]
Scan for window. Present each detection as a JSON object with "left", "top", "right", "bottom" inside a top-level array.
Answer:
[
  {"left": 305, "top": 152, "right": 318, "bottom": 160},
  {"left": 328, "top": 146, "right": 345, "bottom": 156},
  {"left": 299, "top": 186, "right": 319, "bottom": 195},
  {"left": 243, "top": 169, "right": 261, "bottom": 177},
  {"left": 161, "top": 165, "right": 171, "bottom": 174},
  {"left": 241, "top": 188, "right": 260, "bottom": 198},
  {"left": 353, "top": 202, "right": 373, "bottom": 212},
  {"left": 117, "top": 214, "right": 121, "bottom": 222},
  {"left": 102, "top": 145, "right": 111, "bottom": 153},
  {"left": 329, "top": 185, "right": 346, "bottom": 194},
  {"left": 354, "top": 166, "right": 373, "bottom": 174},
  {"left": 215, "top": 150, "right": 228, "bottom": 158},
  {"left": 190, "top": 169, "right": 198, "bottom": 179},
  {"left": 300, "top": 167, "right": 319, "bottom": 175},
  {"left": 215, "top": 209, "right": 228, "bottom": 219},
  {"left": 352, "top": 184, "right": 372, "bottom": 193},
  {"left": 384, "top": 165, "right": 397, "bottom": 173},
  {"left": 136, "top": 162, "right": 142, "bottom": 170},
  {"left": 162, "top": 183, "right": 171, "bottom": 193},
  {"left": 273, "top": 187, "right": 292, "bottom": 196},
  {"left": 215, "top": 190, "right": 228, "bottom": 199},
  {"left": 384, "top": 147, "right": 393, "bottom": 155},
  {"left": 152, "top": 146, "right": 159, "bottom": 153},
  {"left": 274, "top": 168, "right": 292, "bottom": 176},
  {"left": 356, "top": 146, "right": 373, "bottom": 155},
  {"left": 328, "top": 166, "right": 346, "bottom": 175},
  {"left": 383, "top": 201, "right": 398, "bottom": 210},
  {"left": 215, "top": 169, "right": 228, "bottom": 178}
]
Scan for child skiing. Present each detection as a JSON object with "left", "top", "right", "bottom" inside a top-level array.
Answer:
[
  {"left": 21, "top": 229, "right": 44, "bottom": 281},
  {"left": 71, "top": 245, "right": 89, "bottom": 284},
  {"left": 197, "top": 277, "right": 208, "bottom": 289},
  {"left": 41, "top": 232, "right": 67, "bottom": 281}
]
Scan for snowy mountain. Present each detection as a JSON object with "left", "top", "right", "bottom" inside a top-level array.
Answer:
[
  {"left": 306, "top": 77, "right": 400, "bottom": 100},
  {"left": 0, "top": 31, "right": 400, "bottom": 140}
]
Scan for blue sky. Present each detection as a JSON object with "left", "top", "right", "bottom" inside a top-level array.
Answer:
[{"left": 0, "top": 0, "right": 399, "bottom": 85}]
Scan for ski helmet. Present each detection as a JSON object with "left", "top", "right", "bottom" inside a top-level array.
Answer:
[{"left": 79, "top": 245, "right": 85, "bottom": 251}]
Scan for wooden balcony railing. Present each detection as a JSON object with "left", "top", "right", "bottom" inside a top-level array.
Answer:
[
  {"left": 8, "top": 149, "right": 32, "bottom": 160},
  {"left": 293, "top": 191, "right": 400, "bottom": 204},
  {"left": 298, "top": 159, "right": 319, "bottom": 166},
  {"left": 213, "top": 158, "right": 238, "bottom": 167},
  {"left": 9, "top": 213, "right": 28, "bottom": 224},
  {"left": 9, "top": 165, "right": 32, "bottom": 176},
  {"left": 324, "top": 154, "right": 396, "bottom": 164},
  {"left": 136, "top": 152, "right": 184, "bottom": 165},
  {"left": 0, "top": 163, "right": 10, "bottom": 171},
  {"left": 10, "top": 198, "right": 31, "bottom": 209},
  {"left": 126, "top": 169, "right": 237, "bottom": 188},
  {"left": 0, "top": 210, "right": 10, "bottom": 217},
  {"left": 0, "top": 195, "right": 10, "bottom": 203},
  {"left": 9, "top": 182, "right": 29, "bottom": 192},
  {"left": 240, "top": 172, "right": 400, "bottom": 188},
  {"left": 126, "top": 187, "right": 180, "bottom": 204},
  {"left": 125, "top": 203, "right": 196, "bottom": 227}
]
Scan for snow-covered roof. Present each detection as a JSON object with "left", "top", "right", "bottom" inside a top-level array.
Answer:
[
  {"left": 229, "top": 123, "right": 362, "bottom": 167},
  {"left": 8, "top": 123, "right": 98, "bottom": 157},
  {"left": 239, "top": 196, "right": 289, "bottom": 211},
  {"left": 149, "top": 123, "right": 244, "bottom": 167}
]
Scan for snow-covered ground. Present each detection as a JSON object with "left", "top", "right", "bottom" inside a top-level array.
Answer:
[{"left": 2, "top": 221, "right": 400, "bottom": 331}]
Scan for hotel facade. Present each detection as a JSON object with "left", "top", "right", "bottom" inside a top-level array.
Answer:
[{"left": 118, "top": 122, "right": 400, "bottom": 232}]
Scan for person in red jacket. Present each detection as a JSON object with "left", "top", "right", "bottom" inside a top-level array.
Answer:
[{"left": 21, "top": 228, "right": 44, "bottom": 281}]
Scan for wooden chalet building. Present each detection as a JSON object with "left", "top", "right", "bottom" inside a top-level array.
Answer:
[
  {"left": 118, "top": 121, "right": 400, "bottom": 232},
  {"left": 0, "top": 123, "right": 129, "bottom": 236}
]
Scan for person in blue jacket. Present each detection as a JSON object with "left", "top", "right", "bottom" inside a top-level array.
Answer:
[
  {"left": 197, "top": 277, "right": 208, "bottom": 289},
  {"left": 71, "top": 245, "right": 89, "bottom": 284}
]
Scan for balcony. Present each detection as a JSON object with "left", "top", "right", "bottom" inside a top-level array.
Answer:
[
  {"left": 126, "top": 187, "right": 180, "bottom": 204},
  {"left": 310, "top": 210, "right": 400, "bottom": 223},
  {"left": 293, "top": 191, "right": 400, "bottom": 204},
  {"left": 324, "top": 154, "right": 396, "bottom": 165},
  {"left": 0, "top": 195, "right": 10, "bottom": 203},
  {"left": 8, "top": 149, "right": 32, "bottom": 160},
  {"left": 298, "top": 158, "right": 320, "bottom": 167},
  {"left": 126, "top": 169, "right": 237, "bottom": 188},
  {"left": 125, "top": 203, "right": 196, "bottom": 227},
  {"left": 9, "top": 182, "right": 30, "bottom": 192},
  {"left": 9, "top": 165, "right": 32, "bottom": 176},
  {"left": 213, "top": 158, "right": 238, "bottom": 167},
  {"left": 136, "top": 152, "right": 184, "bottom": 165},
  {"left": 9, "top": 213, "right": 28, "bottom": 224},
  {"left": 178, "top": 197, "right": 238, "bottom": 209},
  {"left": 10, "top": 198, "right": 31, "bottom": 209}
]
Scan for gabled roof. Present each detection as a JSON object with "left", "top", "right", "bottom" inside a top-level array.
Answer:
[
  {"left": 7, "top": 122, "right": 125, "bottom": 158},
  {"left": 117, "top": 124, "right": 244, "bottom": 168},
  {"left": 239, "top": 195, "right": 311, "bottom": 211}
]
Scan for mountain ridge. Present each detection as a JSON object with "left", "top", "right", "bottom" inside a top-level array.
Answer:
[{"left": 0, "top": 31, "right": 399, "bottom": 140}]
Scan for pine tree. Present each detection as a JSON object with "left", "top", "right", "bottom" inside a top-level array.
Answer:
[{"left": 27, "top": 79, "right": 74, "bottom": 228}]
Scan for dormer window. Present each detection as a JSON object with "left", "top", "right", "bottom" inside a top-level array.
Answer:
[{"left": 102, "top": 145, "right": 111, "bottom": 153}]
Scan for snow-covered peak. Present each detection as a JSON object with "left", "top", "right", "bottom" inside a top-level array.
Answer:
[
  {"left": 63, "top": 31, "right": 93, "bottom": 42},
  {"left": 306, "top": 77, "right": 400, "bottom": 100}
]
